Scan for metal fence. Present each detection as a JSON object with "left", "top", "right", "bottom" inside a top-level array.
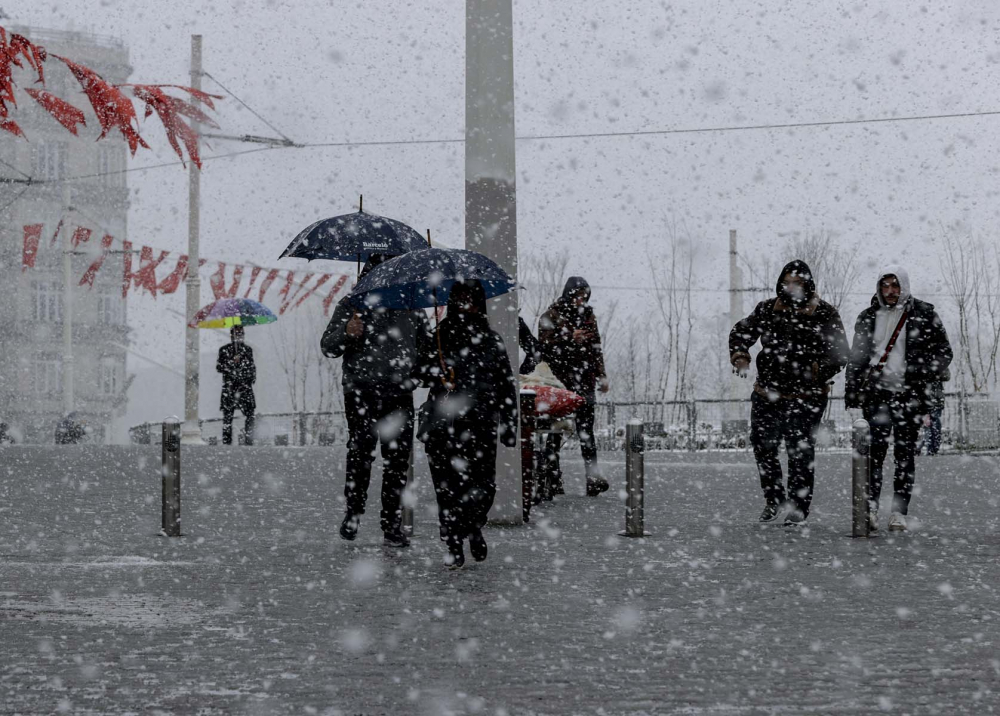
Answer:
[
  {"left": 130, "top": 411, "right": 348, "bottom": 447},
  {"left": 592, "top": 393, "right": 999, "bottom": 452}
]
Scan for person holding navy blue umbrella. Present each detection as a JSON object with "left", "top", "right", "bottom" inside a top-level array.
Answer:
[{"left": 321, "top": 255, "right": 433, "bottom": 547}]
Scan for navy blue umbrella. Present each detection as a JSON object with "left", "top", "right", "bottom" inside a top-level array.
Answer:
[
  {"left": 348, "top": 248, "right": 517, "bottom": 309},
  {"left": 279, "top": 196, "right": 427, "bottom": 263}
]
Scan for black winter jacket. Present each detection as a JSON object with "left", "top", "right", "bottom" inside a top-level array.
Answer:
[
  {"left": 845, "top": 296, "right": 952, "bottom": 408},
  {"left": 729, "top": 260, "right": 850, "bottom": 398},
  {"left": 217, "top": 342, "right": 256, "bottom": 412},
  {"left": 321, "top": 297, "right": 433, "bottom": 394},
  {"left": 421, "top": 312, "right": 518, "bottom": 445}
]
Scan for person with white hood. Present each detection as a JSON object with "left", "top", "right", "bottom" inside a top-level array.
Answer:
[{"left": 845, "top": 267, "right": 952, "bottom": 531}]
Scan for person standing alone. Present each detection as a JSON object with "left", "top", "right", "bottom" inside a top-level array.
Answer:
[
  {"left": 217, "top": 325, "right": 256, "bottom": 446},
  {"left": 538, "top": 277, "right": 610, "bottom": 497},
  {"left": 845, "top": 267, "right": 952, "bottom": 531},
  {"left": 730, "top": 260, "right": 850, "bottom": 525}
]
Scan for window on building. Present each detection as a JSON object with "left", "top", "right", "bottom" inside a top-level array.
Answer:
[
  {"left": 97, "top": 291, "right": 122, "bottom": 325},
  {"left": 31, "top": 141, "right": 68, "bottom": 181},
  {"left": 97, "top": 147, "right": 125, "bottom": 187},
  {"left": 32, "top": 281, "right": 62, "bottom": 323},
  {"left": 33, "top": 356, "right": 63, "bottom": 396},
  {"left": 100, "top": 358, "right": 119, "bottom": 396}
]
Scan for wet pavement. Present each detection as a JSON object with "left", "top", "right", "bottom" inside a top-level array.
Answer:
[{"left": 2, "top": 445, "right": 999, "bottom": 715}]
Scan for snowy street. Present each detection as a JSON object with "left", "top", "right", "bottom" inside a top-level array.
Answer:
[{"left": 3, "top": 446, "right": 999, "bottom": 714}]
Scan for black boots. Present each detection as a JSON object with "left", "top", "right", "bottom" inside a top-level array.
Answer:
[
  {"left": 468, "top": 529, "right": 488, "bottom": 562},
  {"left": 339, "top": 512, "right": 360, "bottom": 541}
]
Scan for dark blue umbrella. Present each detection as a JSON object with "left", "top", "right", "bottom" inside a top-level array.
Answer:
[
  {"left": 348, "top": 248, "right": 517, "bottom": 309},
  {"left": 279, "top": 196, "right": 427, "bottom": 263}
]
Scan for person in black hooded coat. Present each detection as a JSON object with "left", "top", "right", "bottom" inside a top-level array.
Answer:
[
  {"left": 419, "top": 280, "right": 518, "bottom": 568},
  {"left": 729, "top": 259, "right": 850, "bottom": 525}
]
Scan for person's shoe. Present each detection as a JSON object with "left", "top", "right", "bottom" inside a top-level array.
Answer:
[
  {"left": 551, "top": 470, "right": 565, "bottom": 496},
  {"left": 468, "top": 529, "right": 488, "bottom": 562},
  {"left": 783, "top": 508, "right": 807, "bottom": 527},
  {"left": 339, "top": 512, "right": 360, "bottom": 541},
  {"left": 888, "top": 512, "right": 907, "bottom": 532},
  {"left": 758, "top": 503, "right": 781, "bottom": 523},
  {"left": 383, "top": 527, "right": 410, "bottom": 548},
  {"left": 868, "top": 506, "right": 880, "bottom": 532},
  {"left": 445, "top": 540, "right": 465, "bottom": 569}
]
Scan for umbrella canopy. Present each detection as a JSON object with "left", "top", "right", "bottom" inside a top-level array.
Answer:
[
  {"left": 348, "top": 248, "right": 516, "bottom": 310},
  {"left": 189, "top": 298, "right": 277, "bottom": 329},
  {"left": 279, "top": 202, "right": 427, "bottom": 263}
]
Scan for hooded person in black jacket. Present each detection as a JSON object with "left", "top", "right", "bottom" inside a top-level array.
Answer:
[
  {"left": 730, "top": 260, "right": 850, "bottom": 525},
  {"left": 321, "top": 254, "right": 434, "bottom": 547},
  {"left": 845, "top": 266, "right": 952, "bottom": 532},
  {"left": 419, "top": 279, "right": 518, "bottom": 569}
]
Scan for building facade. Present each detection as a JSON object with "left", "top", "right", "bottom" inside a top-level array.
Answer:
[{"left": 0, "top": 26, "right": 131, "bottom": 444}]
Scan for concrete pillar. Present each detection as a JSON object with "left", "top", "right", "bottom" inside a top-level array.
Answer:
[{"left": 466, "top": 0, "right": 521, "bottom": 524}]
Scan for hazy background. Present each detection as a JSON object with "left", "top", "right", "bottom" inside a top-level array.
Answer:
[{"left": 9, "top": 0, "right": 1000, "bottom": 435}]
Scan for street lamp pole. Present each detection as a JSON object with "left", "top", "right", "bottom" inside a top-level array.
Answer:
[{"left": 182, "top": 34, "right": 205, "bottom": 444}]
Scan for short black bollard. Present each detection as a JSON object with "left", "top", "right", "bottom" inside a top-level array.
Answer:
[
  {"left": 620, "top": 419, "right": 649, "bottom": 537},
  {"left": 161, "top": 417, "right": 181, "bottom": 537},
  {"left": 851, "top": 419, "right": 871, "bottom": 538}
]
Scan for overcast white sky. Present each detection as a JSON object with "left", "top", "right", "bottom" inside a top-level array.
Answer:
[{"left": 9, "top": 0, "right": 1000, "bottom": 424}]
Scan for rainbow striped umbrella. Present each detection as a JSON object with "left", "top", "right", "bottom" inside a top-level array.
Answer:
[{"left": 189, "top": 298, "right": 277, "bottom": 329}]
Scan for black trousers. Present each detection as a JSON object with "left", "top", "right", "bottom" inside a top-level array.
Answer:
[
  {"left": 426, "top": 421, "right": 498, "bottom": 543},
  {"left": 222, "top": 392, "right": 255, "bottom": 446},
  {"left": 543, "top": 390, "right": 598, "bottom": 480},
  {"left": 343, "top": 387, "right": 414, "bottom": 532},
  {"left": 863, "top": 389, "right": 921, "bottom": 515},
  {"left": 750, "top": 391, "right": 827, "bottom": 515}
]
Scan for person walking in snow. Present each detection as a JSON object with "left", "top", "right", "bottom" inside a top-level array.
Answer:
[
  {"left": 217, "top": 325, "right": 256, "bottom": 446},
  {"left": 419, "top": 280, "right": 518, "bottom": 568},
  {"left": 730, "top": 260, "right": 850, "bottom": 526},
  {"left": 321, "top": 254, "right": 434, "bottom": 547},
  {"left": 537, "top": 277, "right": 610, "bottom": 497},
  {"left": 845, "top": 267, "right": 952, "bottom": 532}
]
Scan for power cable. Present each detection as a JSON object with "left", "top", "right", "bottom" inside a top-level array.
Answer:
[{"left": 202, "top": 71, "right": 295, "bottom": 144}]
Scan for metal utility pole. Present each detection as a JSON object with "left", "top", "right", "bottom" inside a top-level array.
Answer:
[
  {"left": 62, "top": 182, "right": 74, "bottom": 414},
  {"left": 729, "top": 229, "right": 742, "bottom": 327},
  {"left": 466, "top": 0, "right": 521, "bottom": 524},
  {"left": 182, "top": 34, "right": 204, "bottom": 444}
]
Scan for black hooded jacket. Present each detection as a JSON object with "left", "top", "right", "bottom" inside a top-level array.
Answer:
[
  {"left": 729, "top": 260, "right": 850, "bottom": 398},
  {"left": 422, "top": 282, "right": 518, "bottom": 443},
  {"left": 845, "top": 293, "right": 952, "bottom": 407},
  {"left": 538, "top": 277, "right": 607, "bottom": 392}
]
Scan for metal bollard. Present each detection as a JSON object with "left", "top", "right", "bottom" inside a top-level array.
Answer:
[
  {"left": 620, "top": 419, "right": 649, "bottom": 537},
  {"left": 851, "top": 419, "right": 871, "bottom": 538},
  {"left": 519, "top": 390, "right": 536, "bottom": 523},
  {"left": 161, "top": 417, "right": 182, "bottom": 537}
]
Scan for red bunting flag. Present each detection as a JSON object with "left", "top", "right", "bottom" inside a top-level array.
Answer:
[
  {"left": 258, "top": 268, "right": 281, "bottom": 303},
  {"left": 243, "top": 266, "right": 263, "bottom": 298},
  {"left": 21, "top": 223, "right": 42, "bottom": 270},
  {"left": 71, "top": 226, "right": 92, "bottom": 248},
  {"left": 322, "top": 275, "right": 351, "bottom": 315},
  {"left": 79, "top": 234, "right": 114, "bottom": 287}
]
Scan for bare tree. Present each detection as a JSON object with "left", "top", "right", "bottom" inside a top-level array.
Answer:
[
  {"left": 941, "top": 233, "right": 1000, "bottom": 393},
  {"left": 519, "top": 249, "right": 571, "bottom": 330}
]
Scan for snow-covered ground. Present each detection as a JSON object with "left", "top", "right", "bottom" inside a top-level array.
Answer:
[{"left": 2, "top": 446, "right": 999, "bottom": 714}]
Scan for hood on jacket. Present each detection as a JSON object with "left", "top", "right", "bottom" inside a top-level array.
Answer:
[
  {"left": 874, "top": 265, "right": 911, "bottom": 308},
  {"left": 775, "top": 259, "right": 816, "bottom": 308},
  {"left": 561, "top": 276, "right": 591, "bottom": 302}
]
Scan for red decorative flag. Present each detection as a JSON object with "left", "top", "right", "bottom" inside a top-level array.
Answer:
[
  {"left": 280, "top": 273, "right": 315, "bottom": 315},
  {"left": 124, "top": 84, "right": 221, "bottom": 168},
  {"left": 71, "top": 226, "right": 92, "bottom": 248},
  {"left": 48, "top": 218, "right": 63, "bottom": 247},
  {"left": 156, "top": 255, "right": 188, "bottom": 295},
  {"left": 243, "top": 266, "right": 263, "bottom": 298},
  {"left": 25, "top": 88, "right": 86, "bottom": 135},
  {"left": 258, "top": 268, "right": 281, "bottom": 302},
  {"left": 322, "top": 275, "right": 350, "bottom": 315},
  {"left": 55, "top": 55, "right": 148, "bottom": 155},
  {"left": 209, "top": 262, "right": 227, "bottom": 299},
  {"left": 22, "top": 224, "right": 42, "bottom": 270},
  {"left": 129, "top": 246, "right": 170, "bottom": 297},
  {"left": 1, "top": 29, "right": 47, "bottom": 138},
  {"left": 222, "top": 265, "right": 243, "bottom": 298},
  {"left": 290, "top": 273, "right": 333, "bottom": 312},
  {"left": 79, "top": 234, "right": 114, "bottom": 287}
]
